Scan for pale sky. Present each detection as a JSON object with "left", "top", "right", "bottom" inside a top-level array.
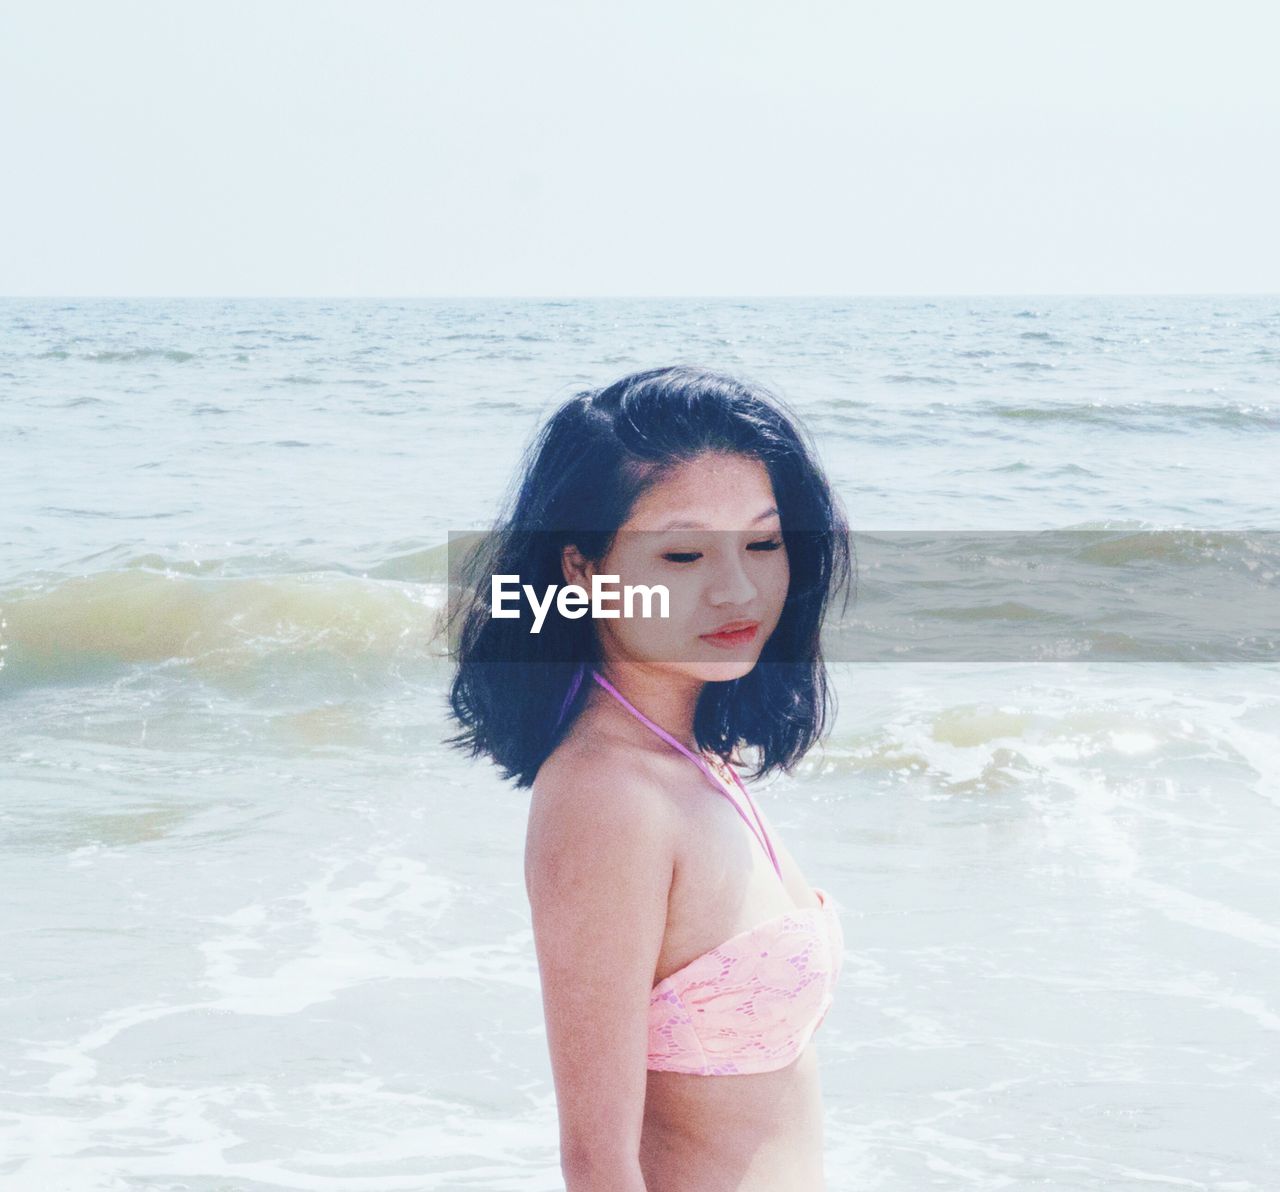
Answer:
[{"left": 2, "top": 0, "right": 1276, "bottom": 296}]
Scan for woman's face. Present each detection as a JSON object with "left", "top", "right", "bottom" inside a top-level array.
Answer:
[{"left": 568, "top": 452, "right": 790, "bottom": 684}]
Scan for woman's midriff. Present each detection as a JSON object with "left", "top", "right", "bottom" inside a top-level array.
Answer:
[{"left": 639, "top": 1043, "right": 826, "bottom": 1192}]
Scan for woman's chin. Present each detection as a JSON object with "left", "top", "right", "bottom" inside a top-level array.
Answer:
[
  {"left": 617, "top": 655, "right": 763, "bottom": 685},
  {"left": 682, "top": 656, "right": 761, "bottom": 684}
]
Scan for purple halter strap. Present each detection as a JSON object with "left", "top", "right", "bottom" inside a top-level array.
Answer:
[
  {"left": 589, "top": 669, "right": 783, "bottom": 882},
  {"left": 554, "top": 662, "right": 587, "bottom": 730}
]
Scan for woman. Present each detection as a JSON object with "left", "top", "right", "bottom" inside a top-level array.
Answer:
[{"left": 447, "top": 365, "right": 852, "bottom": 1190}]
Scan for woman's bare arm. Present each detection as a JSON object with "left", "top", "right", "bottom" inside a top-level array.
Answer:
[{"left": 525, "top": 748, "right": 674, "bottom": 1191}]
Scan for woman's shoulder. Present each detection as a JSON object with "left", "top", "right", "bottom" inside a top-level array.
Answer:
[{"left": 529, "top": 725, "right": 685, "bottom": 841}]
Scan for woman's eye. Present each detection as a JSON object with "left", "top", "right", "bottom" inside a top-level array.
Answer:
[
  {"left": 661, "top": 551, "right": 702, "bottom": 564},
  {"left": 747, "top": 538, "right": 784, "bottom": 552}
]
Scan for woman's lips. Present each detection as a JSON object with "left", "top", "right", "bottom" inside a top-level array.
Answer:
[{"left": 699, "top": 623, "right": 760, "bottom": 648}]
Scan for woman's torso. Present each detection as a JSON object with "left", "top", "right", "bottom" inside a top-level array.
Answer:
[{"left": 640, "top": 746, "right": 829, "bottom": 1192}]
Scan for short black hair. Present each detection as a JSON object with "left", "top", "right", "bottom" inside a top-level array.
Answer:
[{"left": 445, "top": 364, "right": 853, "bottom": 788}]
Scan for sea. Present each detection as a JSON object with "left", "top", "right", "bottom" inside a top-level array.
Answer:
[{"left": 1, "top": 295, "right": 1277, "bottom": 1190}]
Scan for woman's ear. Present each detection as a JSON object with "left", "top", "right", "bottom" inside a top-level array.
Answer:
[{"left": 561, "top": 543, "right": 593, "bottom": 588}]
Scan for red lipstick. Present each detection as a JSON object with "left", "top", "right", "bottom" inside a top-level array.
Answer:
[{"left": 699, "top": 620, "right": 760, "bottom": 648}]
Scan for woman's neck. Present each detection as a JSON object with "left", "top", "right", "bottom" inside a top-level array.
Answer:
[{"left": 592, "top": 661, "right": 704, "bottom": 751}]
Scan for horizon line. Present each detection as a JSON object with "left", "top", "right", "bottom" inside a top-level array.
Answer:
[{"left": 2, "top": 291, "right": 1278, "bottom": 301}]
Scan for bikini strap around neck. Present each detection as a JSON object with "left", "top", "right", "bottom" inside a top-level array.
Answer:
[{"left": 590, "top": 670, "right": 783, "bottom": 881}]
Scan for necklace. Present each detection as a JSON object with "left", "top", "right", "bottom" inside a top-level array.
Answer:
[{"left": 704, "top": 750, "right": 737, "bottom": 788}]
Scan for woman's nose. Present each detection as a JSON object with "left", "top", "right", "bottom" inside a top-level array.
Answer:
[{"left": 707, "top": 555, "right": 757, "bottom": 605}]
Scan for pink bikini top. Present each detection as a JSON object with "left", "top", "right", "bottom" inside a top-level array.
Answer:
[{"left": 590, "top": 670, "right": 845, "bottom": 1077}]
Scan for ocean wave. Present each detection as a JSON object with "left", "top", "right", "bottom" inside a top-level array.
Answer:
[
  {"left": 882, "top": 373, "right": 956, "bottom": 385},
  {"left": 37, "top": 347, "right": 197, "bottom": 364},
  {"left": 0, "top": 565, "right": 450, "bottom": 692},
  {"left": 987, "top": 400, "right": 1280, "bottom": 431},
  {"left": 811, "top": 684, "right": 1279, "bottom": 803},
  {"left": 1065, "top": 526, "right": 1280, "bottom": 567},
  {"left": 821, "top": 527, "right": 1280, "bottom": 663},
  {"left": 988, "top": 461, "right": 1098, "bottom": 477}
]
